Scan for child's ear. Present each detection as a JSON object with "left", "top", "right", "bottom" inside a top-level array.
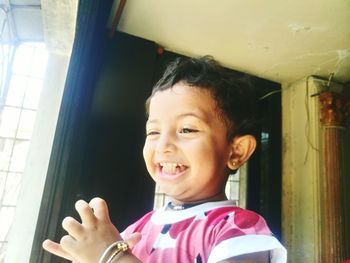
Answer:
[{"left": 227, "top": 135, "right": 257, "bottom": 170}]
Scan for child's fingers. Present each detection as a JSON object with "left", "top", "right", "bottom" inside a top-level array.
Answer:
[
  {"left": 75, "top": 199, "right": 97, "bottom": 226},
  {"left": 126, "top": 232, "right": 142, "bottom": 249},
  {"left": 88, "top": 197, "right": 111, "bottom": 222},
  {"left": 60, "top": 234, "right": 77, "bottom": 253},
  {"left": 42, "top": 239, "right": 74, "bottom": 261},
  {"left": 62, "top": 216, "right": 84, "bottom": 239}
]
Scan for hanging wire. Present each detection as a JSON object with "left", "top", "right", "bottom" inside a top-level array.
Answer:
[
  {"left": 304, "top": 76, "right": 320, "bottom": 164},
  {"left": 258, "top": 89, "right": 281, "bottom": 101},
  {"left": 326, "top": 72, "right": 334, "bottom": 89}
]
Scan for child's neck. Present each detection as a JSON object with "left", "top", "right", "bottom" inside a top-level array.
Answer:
[{"left": 170, "top": 192, "right": 227, "bottom": 207}]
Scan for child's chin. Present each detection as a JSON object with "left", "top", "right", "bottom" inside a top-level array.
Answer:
[
  {"left": 158, "top": 185, "right": 181, "bottom": 197},
  {"left": 156, "top": 169, "right": 187, "bottom": 181}
]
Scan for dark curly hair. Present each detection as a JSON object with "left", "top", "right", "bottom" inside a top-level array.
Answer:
[{"left": 146, "top": 56, "right": 258, "bottom": 141}]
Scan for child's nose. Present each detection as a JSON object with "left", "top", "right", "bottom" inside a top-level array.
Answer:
[{"left": 156, "top": 133, "right": 176, "bottom": 153}]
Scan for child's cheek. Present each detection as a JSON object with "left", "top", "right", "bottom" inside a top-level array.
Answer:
[{"left": 143, "top": 144, "right": 155, "bottom": 174}]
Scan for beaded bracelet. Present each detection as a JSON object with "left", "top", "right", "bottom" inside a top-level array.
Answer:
[{"left": 99, "top": 241, "right": 129, "bottom": 263}]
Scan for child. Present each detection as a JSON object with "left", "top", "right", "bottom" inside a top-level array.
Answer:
[{"left": 43, "top": 56, "right": 287, "bottom": 262}]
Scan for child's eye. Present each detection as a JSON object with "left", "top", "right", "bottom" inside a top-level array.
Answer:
[
  {"left": 179, "top": 128, "right": 198, "bottom": 134},
  {"left": 146, "top": 131, "right": 159, "bottom": 136}
]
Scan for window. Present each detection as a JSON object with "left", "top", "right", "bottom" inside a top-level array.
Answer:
[{"left": 0, "top": 42, "right": 48, "bottom": 260}]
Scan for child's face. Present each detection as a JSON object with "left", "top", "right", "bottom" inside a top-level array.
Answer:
[{"left": 143, "top": 83, "right": 234, "bottom": 203}]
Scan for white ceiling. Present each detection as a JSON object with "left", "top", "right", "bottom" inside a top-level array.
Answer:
[{"left": 114, "top": 0, "right": 350, "bottom": 84}]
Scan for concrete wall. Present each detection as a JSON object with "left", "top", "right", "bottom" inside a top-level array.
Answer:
[{"left": 282, "top": 77, "right": 322, "bottom": 262}]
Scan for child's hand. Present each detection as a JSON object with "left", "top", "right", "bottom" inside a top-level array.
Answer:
[{"left": 42, "top": 198, "right": 141, "bottom": 263}]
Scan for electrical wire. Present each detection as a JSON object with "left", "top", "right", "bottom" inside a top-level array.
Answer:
[
  {"left": 258, "top": 89, "right": 281, "bottom": 101},
  {"left": 304, "top": 76, "right": 320, "bottom": 164}
]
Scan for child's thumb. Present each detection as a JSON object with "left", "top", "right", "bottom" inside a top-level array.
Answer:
[{"left": 125, "top": 232, "right": 142, "bottom": 249}]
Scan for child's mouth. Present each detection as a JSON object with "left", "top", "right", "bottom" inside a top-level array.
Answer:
[{"left": 159, "top": 162, "right": 187, "bottom": 175}]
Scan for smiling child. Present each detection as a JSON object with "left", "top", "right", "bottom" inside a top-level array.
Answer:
[{"left": 43, "top": 56, "right": 287, "bottom": 263}]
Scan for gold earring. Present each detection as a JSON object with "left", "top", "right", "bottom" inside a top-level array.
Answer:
[{"left": 232, "top": 161, "right": 237, "bottom": 167}]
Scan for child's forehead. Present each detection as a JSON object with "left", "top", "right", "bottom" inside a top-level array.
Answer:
[
  {"left": 151, "top": 83, "right": 215, "bottom": 104},
  {"left": 148, "top": 84, "right": 222, "bottom": 120}
]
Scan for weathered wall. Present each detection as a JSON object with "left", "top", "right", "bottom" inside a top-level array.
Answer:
[{"left": 282, "top": 77, "right": 322, "bottom": 263}]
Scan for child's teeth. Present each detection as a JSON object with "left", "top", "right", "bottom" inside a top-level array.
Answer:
[{"left": 161, "top": 163, "right": 182, "bottom": 174}]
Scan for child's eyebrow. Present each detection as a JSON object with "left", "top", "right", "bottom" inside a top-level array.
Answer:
[
  {"left": 176, "top": 112, "right": 207, "bottom": 121},
  {"left": 145, "top": 112, "right": 208, "bottom": 127}
]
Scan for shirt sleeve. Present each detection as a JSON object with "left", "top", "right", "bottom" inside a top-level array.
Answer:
[{"left": 206, "top": 208, "right": 287, "bottom": 263}]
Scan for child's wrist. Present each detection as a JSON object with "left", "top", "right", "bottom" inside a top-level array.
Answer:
[
  {"left": 107, "top": 250, "right": 134, "bottom": 263},
  {"left": 99, "top": 240, "right": 129, "bottom": 263}
]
